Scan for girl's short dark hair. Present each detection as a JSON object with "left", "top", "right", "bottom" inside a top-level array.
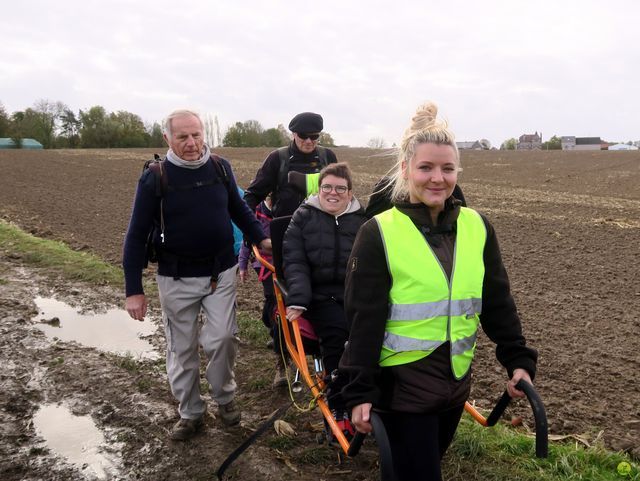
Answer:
[{"left": 318, "top": 162, "right": 353, "bottom": 190}]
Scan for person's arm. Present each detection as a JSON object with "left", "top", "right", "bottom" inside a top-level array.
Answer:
[
  {"left": 122, "top": 171, "right": 157, "bottom": 319},
  {"left": 222, "top": 159, "right": 268, "bottom": 246},
  {"left": 244, "top": 151, "right": 280, "bottom": 211},
  {"left": 478, "top": 215, "right": 538, "bottom": 380},
  {"left": 122, "top": 171, "right": 157, "bottom": 297},
  {"left": 287, "top": 171, "right": 320, "bottom": 197},
  {"left": 281, "top": 210, "right": 312, "bottom": 309},
  {"left": 238, "top": 242, "right": 251, "bottom": 273},
  {"left": 339, "top": 219, "right": 391, "bottom": 409}
]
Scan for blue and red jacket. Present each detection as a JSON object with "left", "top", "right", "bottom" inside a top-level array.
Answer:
[{"left": 238, "top": 200, "right": 273, "bottom": 281}]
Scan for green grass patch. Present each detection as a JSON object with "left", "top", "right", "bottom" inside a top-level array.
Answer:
[
  {"left": 265, "top": 435, "right": 299, "bottom": 451},
  {"left": 442, "top": 414, "right": 640, "bottom": 480},
  {"left": 237, "top": 311, "right": 270, "bottom": 346},
  {"left": 136, "top": 378, "right": 152, "bottom": 392},
  {"left": 114, "top": 353, "right": 141, "bottom": 373},
  {"left": 0, "top": 220, "right": 123, "bottom": 286},
  {"left": 48, "top": 356, "right": 64, "bottom": 367},
  {"left": 246, "top": 377, "right": 270, "bottom": 391},
  {"left": 297, "top": 446, "right": 337, "bottom": 465}
]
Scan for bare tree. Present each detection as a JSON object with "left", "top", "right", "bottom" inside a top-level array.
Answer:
[
  {"left": 277, "top": 123, "right": 292, "bottom": 143},
  {"left": 367, "top": 136, "right": 386, "bottom": 149},
  {"left": 33, "top": 99, "right": 65, "bottom": 148},
  {"left": 214, "top": 115, "right": 221, "bottom": 147},
  {"left": 203, "top": 113, "right": 216, "bottom": 147}
]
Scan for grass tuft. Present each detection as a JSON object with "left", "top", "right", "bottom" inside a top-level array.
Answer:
[
  {"left": 237, "top": 312, "right": 270, "bottom": 346},
  {"left": 0, "top": 220, "right": 123, "bottom": 286},
  {"left": 443, "top": 414, "right": 640, "bottom": 480}
]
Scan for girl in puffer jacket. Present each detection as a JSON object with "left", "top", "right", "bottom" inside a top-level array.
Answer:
[{"left": 282, "top": 163, "right": 367, "bottom": 437}]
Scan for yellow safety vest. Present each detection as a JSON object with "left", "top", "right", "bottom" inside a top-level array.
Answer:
[
  {"left": 375, "top": 206, "right": 487, "bottom": 379},
  {"left": 306, "top": 172, "right": 320, "bottom": 197}
]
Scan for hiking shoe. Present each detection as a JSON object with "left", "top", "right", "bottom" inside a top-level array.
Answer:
[
  {"left": 218, "top": 400, "right": 241, "bottom": 426},
  {"left": 266, "top": 338, "right": 275, "bottom": 349},
  {"left": 272, "top": 358, "right": 288, "bottom": 388},
  {"left": 170, "top": 416, "right": 204, "bottom": 441}
]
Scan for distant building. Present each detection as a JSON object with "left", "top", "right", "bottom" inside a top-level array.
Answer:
[
  {"left": 0, "top": 138, "right": 44, "bottom": 149},
  {"left": 575, "top": 137, "right": 603, "bottom": 151},
  {"left": 456, "top": 139, "right": 491, "bottom": 150},
  {"left": 561, "top": 136, "right": 576, "bottom": 150},
  {"left": 608, "top": 143, "right": 639, "bottom": 151},
  {"left": 517, "top": 132, "right": 542, "bottom": 150},
  {"left": 561, "top": 136, "right": 604, "bottom": 151},
  {"left": 457, "top": 141, "right": 483, "bottom": 150}
]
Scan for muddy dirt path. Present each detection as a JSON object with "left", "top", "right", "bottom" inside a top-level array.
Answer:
[
  {"left": 1, "top": 148, "right": 639, "bottom": 480},
  {"left": 0, "top": 257, "right": 380, "bottom": 480}
]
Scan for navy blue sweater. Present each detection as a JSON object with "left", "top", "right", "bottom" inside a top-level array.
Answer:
[{"left": 123, "top": 157, "right": 266, "bottom": 297}]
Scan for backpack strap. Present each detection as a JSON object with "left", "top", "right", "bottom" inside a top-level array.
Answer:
[
  {"left": 277, "top": 146, "right": 291, "bottom": 193},
  {"left": 147, "top": 160, "right": 167, "bottom": 197},
  {"left": 211, "top": 154, "right": 231, "bottom": 192},
  {"left": 316, "top": 146, "right": 328, "bottom": 167},
  {"left": 276, "top": 145, "right": 329, "bottom": 191}
]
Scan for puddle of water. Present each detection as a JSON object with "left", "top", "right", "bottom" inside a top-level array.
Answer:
[
  {"left": 33, "top": 296, "right": 159, "bottom": 359},
  {"left": 33, "top": 404, "right": 121, "bottom": 480}
]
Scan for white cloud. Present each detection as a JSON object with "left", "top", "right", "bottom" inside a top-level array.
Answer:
[{"left": 1, "top": 0, "right": 639, "bottom": 147}]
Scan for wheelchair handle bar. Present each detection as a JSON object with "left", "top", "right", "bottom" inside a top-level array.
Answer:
[{"left": 485, "top": 379, "right": 548, "bottom": 458}]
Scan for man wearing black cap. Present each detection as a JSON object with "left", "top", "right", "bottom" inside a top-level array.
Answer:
[{"left": 244, "top": 111, "right": 337, "bottom": 218}]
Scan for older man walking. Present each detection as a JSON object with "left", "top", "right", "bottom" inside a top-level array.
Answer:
[{"left": 123, "top": 109, "right": 271, "bottom": 440}]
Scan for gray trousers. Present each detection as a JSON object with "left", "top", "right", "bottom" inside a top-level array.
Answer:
[{"left": 157, "top": 265, "right": 239, "bottom": 419}]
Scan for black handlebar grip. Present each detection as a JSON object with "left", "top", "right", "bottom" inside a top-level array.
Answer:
[
  {"left": 484, "top": 380, "right": 548, "bottom": 458},
  {"left": 347, "top": 431, "right": 366, "bottom": 457},
  {"left": 486, "top": 390, "right": 512, "bottom": 427},
  {"left": 515, "top": 380, "right": 548, "bottom": 458},
  {"left": 369, "top": 412, "right": 398, "bottom": 481}
]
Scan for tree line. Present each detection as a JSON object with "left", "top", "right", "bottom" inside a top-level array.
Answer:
[
  {"left": 0, "top": 99, "right": 336, "bottom": 149},
  {"left": 0, "top": 100, "right": 165, "bottom": 149}
]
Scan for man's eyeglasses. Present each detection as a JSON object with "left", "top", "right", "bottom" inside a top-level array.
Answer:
[
  {"left": 320, "top": 184, "right": 348, "bottom": 194},
  {"left": 297, "top": 133, "right": 320, "bottom": 140}
]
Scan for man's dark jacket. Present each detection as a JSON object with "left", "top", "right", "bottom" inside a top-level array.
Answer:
[
  {"left": 244, "top": 142, "right": 337, "bottom": 218},
  {"left": 122, "top": 156, "right": 266, "bottom": 297}
]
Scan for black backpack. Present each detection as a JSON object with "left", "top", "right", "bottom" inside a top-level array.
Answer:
[
  {"left": 142, "top": 154, "right": 231, "bottom": 266},
  {"left": 276, "top": 145, "right": 328, "bottom": 189}
]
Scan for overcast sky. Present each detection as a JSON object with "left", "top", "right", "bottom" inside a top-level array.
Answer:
[{"left": 2, "top": 0, "right": 639, "bottom": 147}]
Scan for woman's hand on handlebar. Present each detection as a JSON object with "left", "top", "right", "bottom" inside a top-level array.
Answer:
[{"left": 507, "top": 368, "right": 532, "bottom": 398}]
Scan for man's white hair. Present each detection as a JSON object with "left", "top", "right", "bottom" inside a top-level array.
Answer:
[{"left": 163, "top": 109, "right": 204, "bottom": 137}]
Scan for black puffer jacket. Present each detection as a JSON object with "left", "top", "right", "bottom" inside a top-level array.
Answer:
[{"left": 283, "top": 196, "right": 367, "bottom": 308}]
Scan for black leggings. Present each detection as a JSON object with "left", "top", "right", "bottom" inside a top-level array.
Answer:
[
  {"left": 305, "top": 299, "right": 350, "bottom": 411},
  {"left": 379, "top": 405, "right": 465, "bottom": 481}
]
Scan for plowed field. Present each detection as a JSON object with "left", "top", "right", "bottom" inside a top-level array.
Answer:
[{"left": 1, "top": 147, "right": 638, "bottom": 480}]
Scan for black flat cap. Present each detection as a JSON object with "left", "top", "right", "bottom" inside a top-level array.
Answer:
[{"left": 288, "top": 112, "right": 323, "bottom": 133}]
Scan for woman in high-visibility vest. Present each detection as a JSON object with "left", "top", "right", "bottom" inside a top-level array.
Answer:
[{"left": 339, "top": 102, "right": 538, "bottom": 481}]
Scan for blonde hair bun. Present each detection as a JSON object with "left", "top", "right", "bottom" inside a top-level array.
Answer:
[{"left": 410, "top": 102, "right": 439, "bottom": 131}]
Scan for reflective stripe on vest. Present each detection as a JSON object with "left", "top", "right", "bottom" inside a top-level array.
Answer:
[{"left": 375, "top": 206, "right": 487, "bottom": 379}]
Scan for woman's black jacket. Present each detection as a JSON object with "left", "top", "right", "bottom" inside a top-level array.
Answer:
[{"left": 282, "top": 195, "right": 367, "bottom": 308}]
